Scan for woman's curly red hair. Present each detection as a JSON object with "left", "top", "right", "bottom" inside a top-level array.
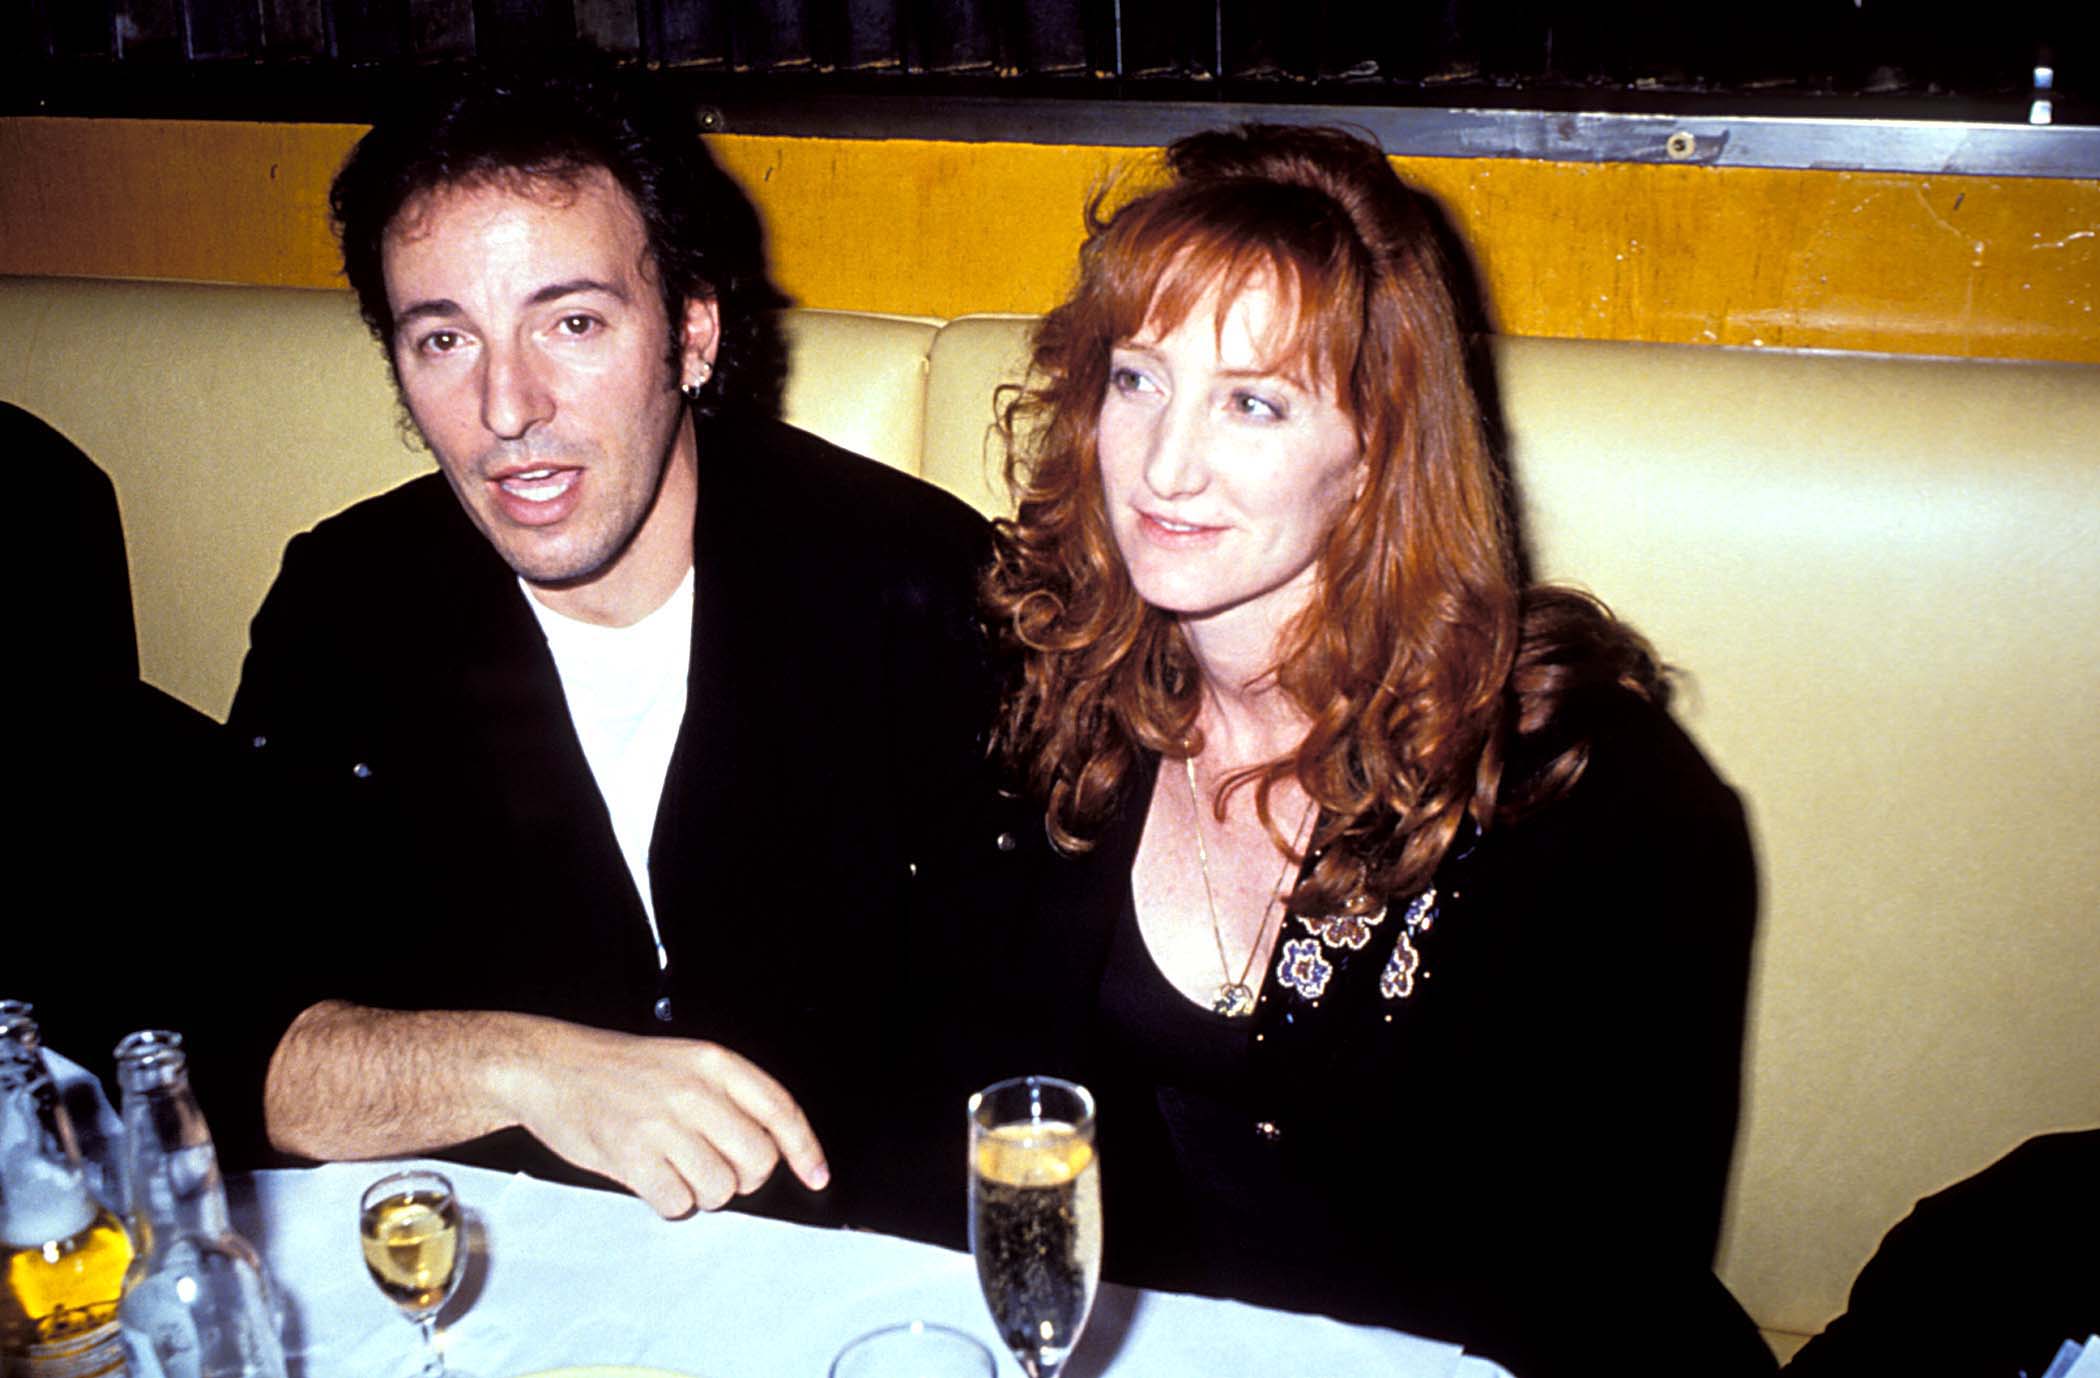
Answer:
[{"left": 985, "top": 124, "right": 1661, "bottom": 914}]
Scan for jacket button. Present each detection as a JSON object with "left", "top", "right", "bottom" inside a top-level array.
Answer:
[
  {"left": 352, "top": 762, "right": 373, "bottom": 779},
  {"left": 250, "top": 735, "right": 267, "bottom": 749},
  {"left": 995, "top": 831, "right": 1017, "bottom": 852},
  {"left": 653, "top": 997, "right": 674, "bottom": 1023},
  {"left": 1254, "top": 1121, "right": 1281, "bottom": 1142}
]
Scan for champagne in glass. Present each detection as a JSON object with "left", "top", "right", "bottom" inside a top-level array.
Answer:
[
  {"left": 358, "top": 1171, "right": 464, "bottom": 1377},
  {"left": 967, "top": 1077, "right": 1100, "bottom": 1378}
]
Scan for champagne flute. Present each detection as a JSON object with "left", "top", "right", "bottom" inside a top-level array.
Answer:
[
  {"left": 967, "top": 1077, "right": 1100, "bottom": 1378},
  {"left": 358, "top": 1169, "right": 465, "bottom": 1377}
]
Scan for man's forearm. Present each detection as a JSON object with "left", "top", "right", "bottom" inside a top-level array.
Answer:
[
  {"left": 262, "top": 1000, "right": 536, "bottom": 1160},
  {"left": 261, "top": 1001, "right": 830, "bottom": 1218}
]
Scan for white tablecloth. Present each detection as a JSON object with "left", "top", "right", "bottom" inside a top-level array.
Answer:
[{"left": 232, "top": 1160, "right": 1514, "bottom": 1378}]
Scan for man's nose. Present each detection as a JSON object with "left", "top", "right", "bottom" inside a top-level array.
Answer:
[
  {"left": 1142, "top": 400, "right": 1209, "bottom": 500},
  {"left": 480, "top": 343, "right": 553, "bottom": 440}
]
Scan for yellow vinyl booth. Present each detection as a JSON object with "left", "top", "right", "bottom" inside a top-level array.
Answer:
[{"left": 5, "top": 272, "right": 2096, "bottom": 1361}]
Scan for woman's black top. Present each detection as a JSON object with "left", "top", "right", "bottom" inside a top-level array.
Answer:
[
  {"left": 1095, "top": 879, "right": 1277, "bottom": 1266},
  {"left": 986, "top": 686, "right": 1778, "bottom": 1378}
]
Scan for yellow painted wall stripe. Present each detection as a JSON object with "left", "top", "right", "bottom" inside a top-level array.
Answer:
[
  {"left": 1, "top": 118, "right": 362, "bottom": 287},
  {"left": 3, "top": 117, "right": 2094, "bottom": 361}
]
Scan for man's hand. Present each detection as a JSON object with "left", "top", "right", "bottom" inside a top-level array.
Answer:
[
  {"left": 487, "top": 1019, "right": 829, "bottom": 1217},
  {"left": 264, "top": 1002, "right": 829, "bottom": 1218}
]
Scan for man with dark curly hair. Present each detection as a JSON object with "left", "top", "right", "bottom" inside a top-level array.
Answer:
[{"left": 229, "top": 57, "right": 995, "bottom": 1241}]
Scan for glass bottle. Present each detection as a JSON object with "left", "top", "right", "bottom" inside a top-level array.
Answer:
[
  {"left": 112, "top": 1031, "right": 286, "bottom": 1378},
  {"left": 0, "top": 1000, "right": 133, "bottom": 1378}
]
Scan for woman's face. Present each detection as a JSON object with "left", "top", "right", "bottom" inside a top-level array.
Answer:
[{"left": 1097, "top": 278, "right": 1363, "bottom": 644}]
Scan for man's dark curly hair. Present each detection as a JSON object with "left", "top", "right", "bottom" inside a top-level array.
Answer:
[{"left": 330, "top": 52, "right": 787, "bottom": 418}]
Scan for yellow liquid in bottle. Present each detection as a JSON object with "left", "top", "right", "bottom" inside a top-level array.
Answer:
[{"left": 2, "top": 1206, "right": 134, "bottom": 1347}]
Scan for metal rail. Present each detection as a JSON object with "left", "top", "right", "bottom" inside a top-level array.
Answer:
[{"left": 702, "top": 95, "right": 2100, "bottom": 179}]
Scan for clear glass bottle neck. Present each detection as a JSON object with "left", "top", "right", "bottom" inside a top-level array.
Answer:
[
  {"left": 1, "top": 1004, "right": 50, "bottom": 1092},
  {"left": 0, "top": 1007, "right": 100, "bottom": 1249},
  {"left": 120, "top": 1054, "right": 233, "bottom": 1244}
]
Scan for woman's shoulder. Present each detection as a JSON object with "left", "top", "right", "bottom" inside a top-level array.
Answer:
[
  {"left": 1502, "top": 582, "right": 1734, "bottom": 833},
  {"left": 1497, "top": 679, "right": 1747, "bottom": 877},
  {"left": 1439, "top": 681, "right": 1755, "bottom": 1022},
  {"left": 1538, "top": 681, "right": 1732, "bottom": 805}
]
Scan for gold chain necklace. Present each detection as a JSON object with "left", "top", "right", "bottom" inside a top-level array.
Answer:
[{"left": 1184, "top": 754, "right": 1309, "bottom": 1018}]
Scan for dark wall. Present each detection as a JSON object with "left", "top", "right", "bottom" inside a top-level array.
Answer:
[{"left": 5, "top": 0, "right": 2085, "bottom": 121}]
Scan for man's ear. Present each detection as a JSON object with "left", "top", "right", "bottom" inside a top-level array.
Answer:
[{"left": 680, "top": 296, "right": 722, "bottom": 392}]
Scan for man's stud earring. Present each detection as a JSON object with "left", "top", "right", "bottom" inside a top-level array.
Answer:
[{"left": 681, "top": 360, "right": 712, "bottom": 402}]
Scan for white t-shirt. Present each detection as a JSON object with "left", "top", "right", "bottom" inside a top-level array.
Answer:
[{"left": 522, "top": 569, "right": 695, "bottom": 970}]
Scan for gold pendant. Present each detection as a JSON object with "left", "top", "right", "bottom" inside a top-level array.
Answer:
[{"left": 1212, "top": 982, "right": 1256, "bottom": 1018}]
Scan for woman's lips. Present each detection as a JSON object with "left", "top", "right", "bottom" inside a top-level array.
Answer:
[{"left": 1137, "top": 509, "right": 1222, "bottom": 543}]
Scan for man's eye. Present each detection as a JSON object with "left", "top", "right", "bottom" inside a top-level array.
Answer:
[
  {"left": 556, "top": 314, "right": 599, "bottom": 337},
  {"left": 419, "top": 330, "right": 463, "bottom": 355}
]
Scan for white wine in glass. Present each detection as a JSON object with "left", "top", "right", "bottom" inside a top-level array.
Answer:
[
  {"left": 967, "top": 1077, "right": 1101, "bottom": 1378},
  {"left": 358, "top": 1170, "right": 465, "bottom": 1377}
]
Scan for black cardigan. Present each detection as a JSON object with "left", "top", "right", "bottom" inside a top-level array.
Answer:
[{"left": 985, "top": 688, "right": 1776, "bottom": 1377}]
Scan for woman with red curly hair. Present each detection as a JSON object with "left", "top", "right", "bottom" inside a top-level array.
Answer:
[{"left": 982, "top": 125, "right": 1773, "bottom": 1376}]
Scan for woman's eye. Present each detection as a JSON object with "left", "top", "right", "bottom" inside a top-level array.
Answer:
[
  {"left": 1231, "top": 390, "right": 1285, "bottom": 421},
  {"left": 1108, "top": 365, "right": 1155, "bottom": 395}
]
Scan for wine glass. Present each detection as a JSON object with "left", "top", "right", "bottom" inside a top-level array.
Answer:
[
  {"left": 830, "top": 1320, "right": 996, "bottom": 1377},
  {"left": 967, "top": 1077, "right": 1100, "bottom": 1378},
  {"left": 358, "top": 1169, "right": 466, "bottom": 1377}
]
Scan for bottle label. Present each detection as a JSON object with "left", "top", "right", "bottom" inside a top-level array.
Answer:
[{"left": 7, "top": 1318, "right": 129, "bottom": 1378}]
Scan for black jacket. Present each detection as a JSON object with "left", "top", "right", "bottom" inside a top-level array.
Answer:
[
  {"left": 227, "top": 412, "right": 996, "bottom": 1242},
  {"left": 1785, "top": 1129, "right": 2100, "bottom": 1378}
]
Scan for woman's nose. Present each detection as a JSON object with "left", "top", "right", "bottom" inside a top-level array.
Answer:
[{"left": 1142, "top": 402, "right": 1209, "bottom": 499}]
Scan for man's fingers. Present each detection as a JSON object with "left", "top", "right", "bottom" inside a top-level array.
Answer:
[
  {"left": 659, "top": 1134, "right": 743, "bottom": 1213},
  {"left": 505, "top": 1023, "right": 830, "bottom": 1208},
  {"left": 625, "top": 1153, "right": 699, "bottom": 1221},
  {"left": 662, "top": 1085, "right": 781, "bottom": 1198},
  {"left": 705, "top": 1047, "right": 829, "bottom": 1191},
  {"left": 778, "top": 1112, "right": 830, "bottom": 1192}
]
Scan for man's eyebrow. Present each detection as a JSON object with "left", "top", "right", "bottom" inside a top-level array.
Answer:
[
  {"left": 392, "top": 279, "right": 631, "bottom": 332},
  {"left": 393, "top": 298, "right": 463, "bottom": 330},
  {"left": 528, "top": 277, "right": 629, "bottom": 306}
]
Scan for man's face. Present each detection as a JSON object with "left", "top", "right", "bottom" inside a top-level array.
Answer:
[{"left": 382, "top": 168, "right": 717, "bottom": 620}]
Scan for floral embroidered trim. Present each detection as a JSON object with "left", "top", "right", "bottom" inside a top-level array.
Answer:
[
  {"left": 1277, "top": 937, "right": 1334, "bottom": 1001},
  {"left": 1380, "top": 930, "right": 1422, "bottom": 1000},
  {"left": 1379, "top": 887, "right": 1439, "bottom": 1001},
  {"left": 1401, "top": 888, "right": 1436, "bottom": 933},
  {"left": 1298, "top": 903, "right": 1387, "bottom": 951}
]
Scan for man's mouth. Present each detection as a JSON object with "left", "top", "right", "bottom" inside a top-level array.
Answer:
[
  {"left": 482, "top": 463, "right": 585, "bottom": 527},
  {"left": 496, "top": 467, "right": 579, "bottom": 503}
]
